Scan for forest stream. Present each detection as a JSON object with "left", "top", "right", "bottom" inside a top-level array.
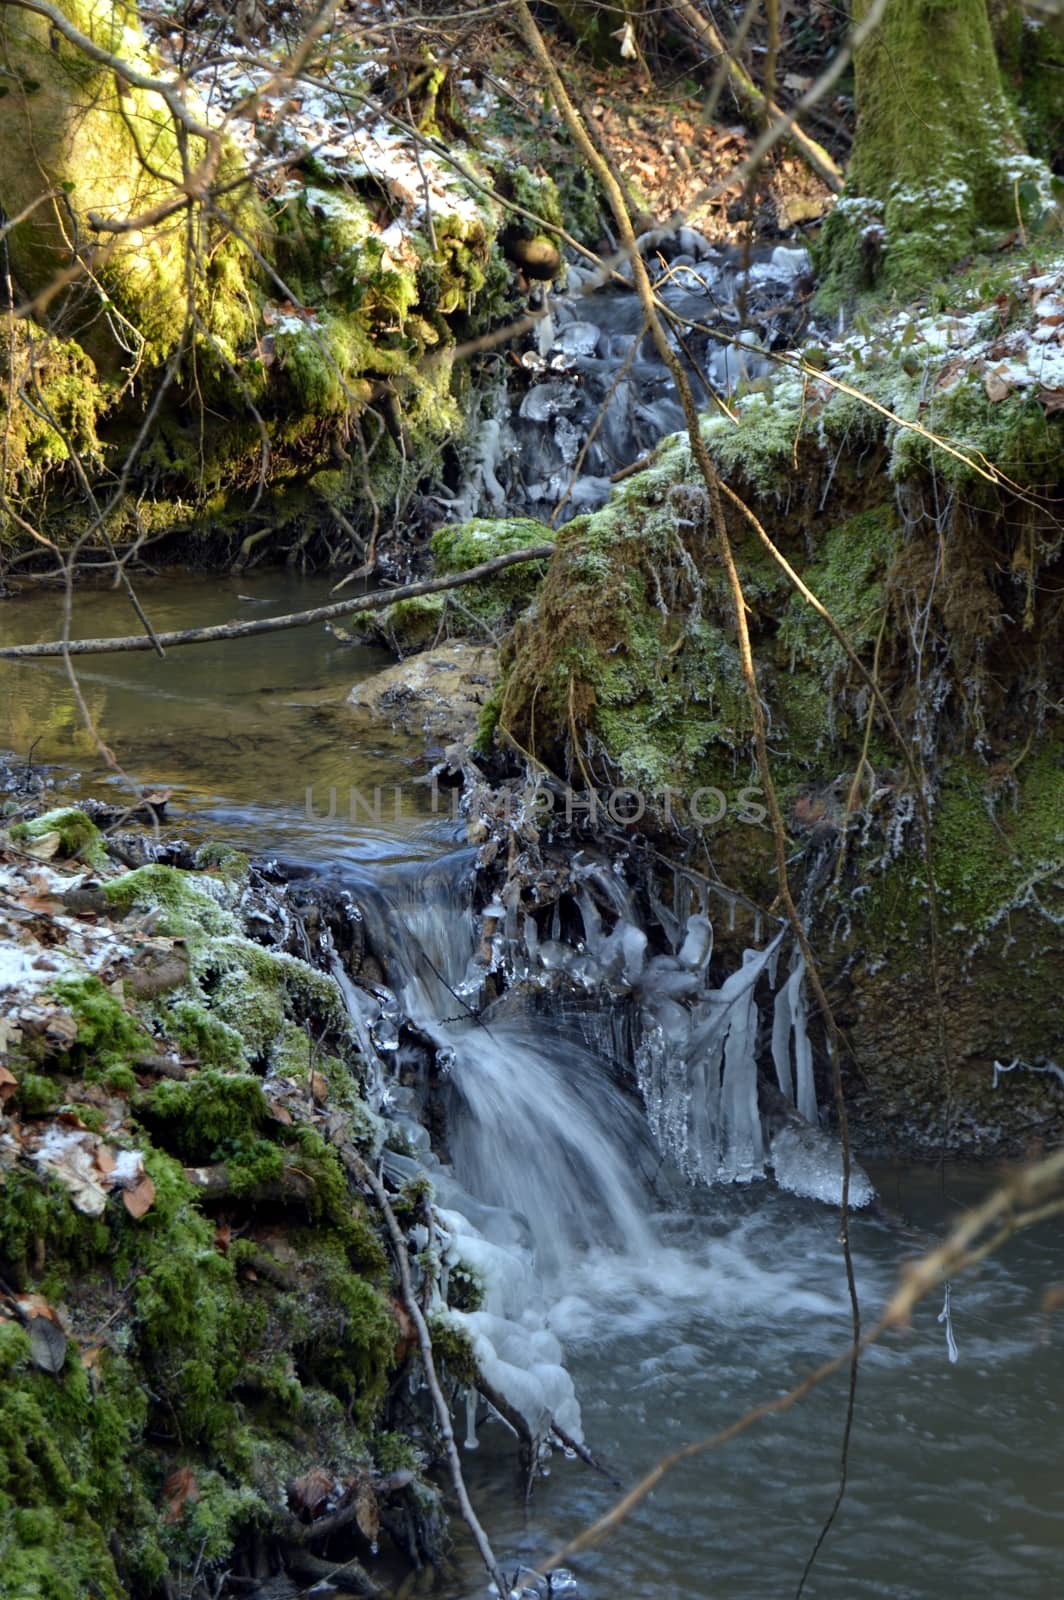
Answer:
[{"left": 2, "top": 580, "right": 1062, "bottom": 1600}]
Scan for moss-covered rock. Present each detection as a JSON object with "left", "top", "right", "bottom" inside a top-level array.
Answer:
[
  {"left": 0, "top": 847, "right": 442, "bottom": 1596},
  {"left": 9, "top": 806, "right": 107, "bottom": 869},
  {"left": 356, "top": 517, "right": 555, "bottom": 652}
]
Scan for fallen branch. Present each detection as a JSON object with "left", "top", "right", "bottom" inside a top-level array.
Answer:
[
  {"left": 281, "top": 1547, "right": 382, "bottom": 1598},
  {"left": 0, "top": 546, "right": 555, "bottom": 659},
  {"left": 183, "top": 1162, "right": 316, "bottom": 1206},
  {"left": 551, "top": 1421, "right": 622, "bottom": 1488}
]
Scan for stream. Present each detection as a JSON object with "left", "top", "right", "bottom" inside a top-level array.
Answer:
[{"left": 2, "top": 579, "right": 1062, "bottom": 1600}]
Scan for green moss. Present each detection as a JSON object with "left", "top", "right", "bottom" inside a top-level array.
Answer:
[
  {"left": 429, "top": 515, "right": 555, "bottom": 631},
  {"left": 47, "top": 973, "right": 154, "bottom": 1080},
  {"left": 817, "top": 0, "right": 1049, "bottom": 299},
  {"left": 923, "top": 741, "right": 1064, "bottom": 935},
  {"left": 13, "top": 1071, "right": 60, "bottom": 1115},
  {"left": 193, "top": 841, "right": 250, "bottom": 882},
  {"left": 141, "top": 1070, "right": 269, "bottom": 1162},
  {"left": 778, "top": 505, "right": 894, "bottom": 668},
  {"left": 102, "top": 863, "right": 238, "bottom": 940},
  {"left": 425, "top": 1315, "right": 478, "bottom": 1387},
  {"left": 291, "top": 1238, "right": 396, "bottom": 1422},
  {"left": 9, "top": 806, "right": 107, "bottom": 868},
  {"left": 370, "top": 592, "right": 446, "bottom": 651}
]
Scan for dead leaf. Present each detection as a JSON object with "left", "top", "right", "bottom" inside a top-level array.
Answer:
[
  {"left": 354, "top": 1477, "right": 379, "bottom": 1545},
  {"left": 1036, "top": 386, "right": 1064, "bottom": 415},
  {"left": 288, "top": 1466, "right": 338, "bottom": 1521},
  {"left": 95, "top": 1146, "right": 117, "bottom": 1176},
  {"left": 268, "top": 1100, "right": 293, "bottom": 1125},
  {"left": 934, "top": 356, "right": 967, "bottom": 391},
  {"left": 214, "top": 1222, "right": 232, "bottom": 1254},
  {"left": 122, "top": 1174, "right": 156, "bottom": 1219},
  {"left": 391, "top": 1296, "right": 417, "bottom": 1365},
  {"left": 0, "top": 1064, "right": 16, "bottom": 1105},
  {"left": 42, "top": 1011, "right": 78, "bottom": 1050},
  {"left": 29, "top": 1128, "right": 110, "bottom": 1216},
  {"left": 162, "top": 1466, "right": 199, "bottom": 1524},
  {"left": 27, "top": 1314, "right": 67, "bottom": 1374},
  {"left": 984, "top": 366, "right": 1013, "bottom": 402},
  {"left": 22, "top": 831, "right": 61, "bottom": 860},
  {"left": 310, "top": 1071, "right": 328, "bottom": 1105}
]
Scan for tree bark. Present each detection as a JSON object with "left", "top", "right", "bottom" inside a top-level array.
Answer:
[{"left": 817, "top": 0, "right": 1042, "bottom": 297}]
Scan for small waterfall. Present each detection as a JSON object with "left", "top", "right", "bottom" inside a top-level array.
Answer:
[
  {"left": 346, "top": 853, "right": 656, "bottom": 1274},
  {"left": 329, "top": 846, "right": 870, "bottom": 1457},
  {"left": 339, "top": 848, "right": 867, "bottom": 1240}
]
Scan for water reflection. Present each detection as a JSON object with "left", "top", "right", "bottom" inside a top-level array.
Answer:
[{"left": 0, "top": 570, "right": 458, "bottom": 863}]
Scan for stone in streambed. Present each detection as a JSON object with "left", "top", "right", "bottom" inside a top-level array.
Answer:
[{"left": 348, "top": 642, "right": 499, "bottom": 747}]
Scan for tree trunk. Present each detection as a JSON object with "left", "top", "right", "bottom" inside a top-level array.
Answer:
[{"left": 817, "top": 0, "right": 1047, "bottom": 299}]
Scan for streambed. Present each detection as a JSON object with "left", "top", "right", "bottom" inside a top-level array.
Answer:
[{"left": 2, "top": 580, "right": 1062, "bottom": 1600}]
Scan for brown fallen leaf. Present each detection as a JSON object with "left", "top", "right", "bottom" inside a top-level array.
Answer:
[
  {"left": 162, "top": 1466, "right": 199, "bottom": 1524},
  {"left": 984, "top": 366, "right": 1013, "bottom": 402},
  {"left": 268, "top": 1100, "right": 293, "bottom": 1125},
  {"left": 310, "top": 1070, "right": 328, "bottom": 1105},
  {"left": 1036, "top": 386, "right": 1064, "bottom": 415},
  {"left": 0, "top": 1064, "right": 16, "bottom": 1105},
  {"left": 354, "top": 1476, "right": 379, "bottom": 1545},
  {"left": 288, "top": 1465, "right": 338, "bottom": 1521},
  {"left": 934, "top": 356, "right": 967, "bottom": 390},
  {"left": 122, "top": 1174, "right": 156, "bottom": 1219}
]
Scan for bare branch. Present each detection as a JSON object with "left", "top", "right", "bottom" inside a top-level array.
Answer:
[{"left": 0, "top": 544, "right": 555, "bottom": 658}]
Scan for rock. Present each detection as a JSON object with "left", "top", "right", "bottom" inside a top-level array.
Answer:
[
  {"left": 509, "top": 234, "right": 562, "bottom": 279},
  {"left": 348, "top": 643, "right": 499, "bottom": 747}
]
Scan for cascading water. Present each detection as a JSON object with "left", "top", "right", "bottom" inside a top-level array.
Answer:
[{"left": 328, "top": 842, "right": 872, "bottom": 1479}]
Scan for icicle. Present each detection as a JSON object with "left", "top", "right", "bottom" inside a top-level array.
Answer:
[
  {"left": 771, "top": 974, "right": 796, "bottom": 1103},
  {"left": 463, "top": 1387, "right": 480, "bottom": 1449},
  {"left": 620, "top": 923, "right": 647, "bottom": 983},
  {"left": 575, "top": 888, "right": 602, "bottom": 954},
  {"left": 718, "top": 951, "right": 765, "bottom": 1180},
  {"left": 794, "top": 967, "right": 817, "bottom": 1124},
  {"left": 677, "top": 912, "right": 712, "bottom": 973},
  {"left": 938, "top": 1281, "right": 959, "bottom": 1364}
]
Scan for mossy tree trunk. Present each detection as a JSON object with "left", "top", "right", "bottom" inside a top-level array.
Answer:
[{"left": 817, "top": 0, "right": 1045, "bottom": 299}]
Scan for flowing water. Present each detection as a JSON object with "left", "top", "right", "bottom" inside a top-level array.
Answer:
[{"left": 2, "top": 274, "right": 1062, "bottom": 1594}]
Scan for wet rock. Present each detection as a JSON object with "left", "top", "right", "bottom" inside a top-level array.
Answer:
[
  {"left": 348, "top": 643, "right": 499, "bottom": 747},
  {"left": 509, "top": 234, "right": 563, "bottom": 279}
]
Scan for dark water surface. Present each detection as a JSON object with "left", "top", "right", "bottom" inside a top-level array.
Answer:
[
  {"left": 2, "top": 576, "right": 1061, "bottom": 1600},
  {"left": 0, "top": 572, "right": 456, "bottom": 864}
]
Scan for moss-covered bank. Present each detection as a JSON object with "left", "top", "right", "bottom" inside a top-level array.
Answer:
[
  {"left": 0, "top": 5, "right": 577, "bottom": 569},
  {"left": 0, "top": 816, "right": 479, "bottom": 1596},
  {"left": 488, "top": 245, "right": 1064, "bottom": 1153}
]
